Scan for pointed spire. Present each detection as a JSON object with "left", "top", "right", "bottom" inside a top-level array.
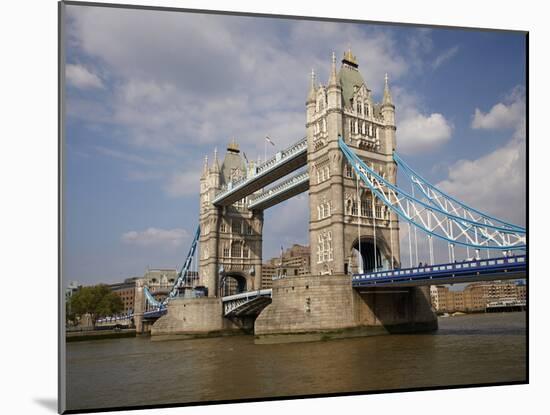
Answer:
[
  {"left": 328, "top": 51, "right": 338, "bottom": 87},
  {"left": 307, "top": 68, "right": 316, "bottom": 102},
  {"left": 203, "top": 155, "right": 208, "bottom": 174},
  {"left": 211, "top": 147, "right": 220, "bottom": 172},
  {"left": 383, "top": 73, "right": 393, "bottom": 106}
]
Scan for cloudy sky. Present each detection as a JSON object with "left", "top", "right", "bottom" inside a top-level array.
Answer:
[{"left": 63, "top": 4, "right": 526, "bottom": 285}]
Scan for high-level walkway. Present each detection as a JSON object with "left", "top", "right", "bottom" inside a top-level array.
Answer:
[
  {"left": 212, "top": 138, "right": 307, "bottom": 206},
  {"left": 248, "top": 171, "right": 309, "bottom": 210}
]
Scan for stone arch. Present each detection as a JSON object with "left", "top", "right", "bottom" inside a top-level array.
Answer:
[
  {"left": 350, "top": 235, "right": 392, "bottom": 273},
  {"left": 219, "top": 271, "right": 249, "bottom": 297}
]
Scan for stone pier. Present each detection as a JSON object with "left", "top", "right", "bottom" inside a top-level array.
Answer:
[
  {"left": 150, "top": 297, "right": 243, "bottom": 340},
  {"left": 254, "top": 274, "right": 437, "bottom": 343}
]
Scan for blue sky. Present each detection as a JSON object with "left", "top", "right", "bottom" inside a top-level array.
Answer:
[{"left": 63, "top": 5, "right": 526, "bottom": 286}]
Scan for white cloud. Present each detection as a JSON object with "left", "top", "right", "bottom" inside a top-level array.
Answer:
[
  {"left": 397, "top": 112, "right": 453, "bottom": 154},
  {"left": 65, "top": 6, "right": 432, "bottom": 156},
  {"left": 390, "top": 86, "right": 453, "bottom": 154},
  {"left": 164, "top": 170, "right": 201, "bottom": 197},
  {"left": 439, "top": 87, "right": 526, "bottom": 226},
  {"left": 66, "top": 63, "right": 103, "bottom": 89},
  {"left": 432, "top": 45, "right": 460, "bottom": 69},
  {"left": 95, "top": 146, "right": 154, "bottom": 165},
  {"left": 471, "top": 87, "right": 525, "bottom": 130},
  {"left": 437, "top": 138, "right": 525, "bottom": 226},
  {"left": 121, "top": 227, "right": 188, "bottom": 247}
]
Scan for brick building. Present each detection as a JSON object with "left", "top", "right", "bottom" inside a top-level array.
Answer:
[
  {"left": 109, "top": 278, "right": 138, "bottom": 315},
  {"left": 261, "top": 244, "right": 311, "bottom": 288},
  {"left": 430, "top": 280, "right": 526, "bottom": 313}
]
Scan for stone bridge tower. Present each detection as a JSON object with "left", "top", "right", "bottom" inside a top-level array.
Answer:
[
  {"left": 199, "top": 141, "right": 264, "bottom": 297},
  {"left": 307, "top": 49, "right": 400, "bottom": 276}
]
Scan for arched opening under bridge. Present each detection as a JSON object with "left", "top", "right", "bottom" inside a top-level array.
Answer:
[
  {"left": 351, "top": 237, "right": 384, "bottom": 273},
  {"left": 220, "top": 272, "right": 248, "bottom": 296}
]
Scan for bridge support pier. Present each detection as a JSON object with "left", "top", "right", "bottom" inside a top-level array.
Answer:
[
  {"left": 150, "top": 297, "right": 243, "bottom": 340},
  {"left": 254, "top": 274, "right": 437, "bottom": 343},
  {"left": 134, "top": 312, "right": 144, "bottom": 334}
]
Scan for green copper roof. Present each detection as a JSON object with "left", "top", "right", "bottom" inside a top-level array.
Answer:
[{"left": 338, "top": 63, "right": 367, "bottom": 106}]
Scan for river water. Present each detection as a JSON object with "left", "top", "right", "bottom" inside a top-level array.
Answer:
[{"left": 66, "top": 312, "right": 527, "bottom": 411}]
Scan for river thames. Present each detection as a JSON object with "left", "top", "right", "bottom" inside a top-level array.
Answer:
[{"left": 66, "top": 312, "right": 526, "bottom": 411}]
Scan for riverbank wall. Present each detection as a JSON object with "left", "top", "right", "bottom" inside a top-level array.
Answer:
[{"left": 66, "top": 328, "right": 136, "bottom": 342}]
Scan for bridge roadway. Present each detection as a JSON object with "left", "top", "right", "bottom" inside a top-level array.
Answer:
[
  {"left": 141, "top": 255, "right": 526, "bottom": 320},
  {"left": 212, "top": 137, "right": 307, "bottom": 207},
  {"left": 139, "top": 289, "right": 274, "bottom": 321},
  {"left": 222, "top": 289, "right": 273, "bottom": 317},
  {"left": 352, "top": 254, "right": 526, "bottom": 288}
]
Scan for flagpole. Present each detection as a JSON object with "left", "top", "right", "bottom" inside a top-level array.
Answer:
[{"left": 264, "top": 138, "right": 267, "bottom": 163}]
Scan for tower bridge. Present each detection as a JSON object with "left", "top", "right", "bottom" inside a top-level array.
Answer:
[{"left": 130, "top": 49, "right": 526, "bottom": 341}]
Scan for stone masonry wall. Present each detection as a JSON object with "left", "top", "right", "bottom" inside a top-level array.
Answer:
[
  {"left": 151, "top": 297, "right": 240, "bottom": 337},
  {"left": 255, "top": 274, "right": 437, "bottom": 339},
  {"left": 353, "top": 286, "right": 437, "bottom": 330},
  {"left": 255, "top": 274, "right": 357, "bottom": 335}
]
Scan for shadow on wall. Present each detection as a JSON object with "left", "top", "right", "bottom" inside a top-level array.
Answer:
[{"left": 354, "top": 286, "right": 438, "bottom": 333}]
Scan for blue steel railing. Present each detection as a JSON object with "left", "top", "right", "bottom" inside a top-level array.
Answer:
[
  {"left": 352, "top": 254, "right": 527, "bottom": 286},
  {"left": 143, "top": 308, "right": 167, "bottom": 319}
]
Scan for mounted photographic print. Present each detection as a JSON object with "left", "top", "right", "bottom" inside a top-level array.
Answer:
[{"left": 59, "top": 1, "right": 528, "bottom": 413}]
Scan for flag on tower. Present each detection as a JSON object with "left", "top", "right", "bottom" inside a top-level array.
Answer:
[{"left": 265, "top": 136, "right": 275, "bottom": 146}]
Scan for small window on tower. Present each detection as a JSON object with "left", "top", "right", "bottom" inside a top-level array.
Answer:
[{"left": 232, "top": 219, "right": 241, "bottom": 234}]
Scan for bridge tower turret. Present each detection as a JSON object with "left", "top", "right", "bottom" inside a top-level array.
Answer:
[
  {"left": 199, "top": 141, "right": 264, "bottom": 297},
  {"left": 199, "top": 149, "right": 221, "bottom": 296},
  {"left": 307, "top": 49, "right": 400, "bottom": 276},
  {"left": 380, "top": 73, "right": 396, "bottom": 155}
]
